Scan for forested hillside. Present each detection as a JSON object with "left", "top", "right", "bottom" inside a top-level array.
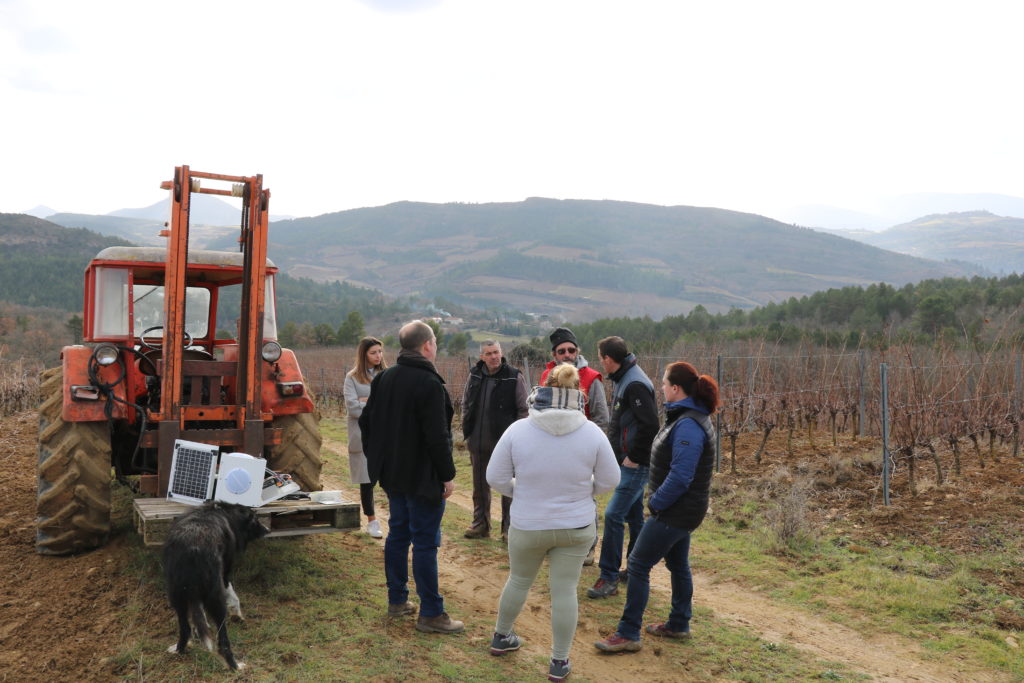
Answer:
[
  {"left": 0, "top": 214, "right": 409, "bottom": 362},
  {"left": 854, "top": 211, "right": 1024, "bottom": 274},
  {"left": 0, "top": 213, "right": 132, "bottom": 309},
  {"left": 559, "top": 274, "right": 1024, "bottom": 353},
  {"left": 255, "top": 198, "right": 983, "bottom": 320}
]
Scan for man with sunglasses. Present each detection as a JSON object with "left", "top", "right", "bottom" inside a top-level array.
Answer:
[
  {"left": 540, "top": 327, "right": 609, "bottom": 565},
  {"left": 540, "top": 327, "right": 608, "bottom": 431}
]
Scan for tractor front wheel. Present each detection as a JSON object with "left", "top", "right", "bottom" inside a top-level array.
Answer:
[
  {"left": 267, "top": 412, "right": 323, "bottom": 492},
  {"left": 36, "top": 367, "right": 113, "bottom": 555}
]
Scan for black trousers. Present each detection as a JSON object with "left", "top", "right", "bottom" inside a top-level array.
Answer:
[{"left": 469, "top": 447, "right": 511, "bottom": 535}]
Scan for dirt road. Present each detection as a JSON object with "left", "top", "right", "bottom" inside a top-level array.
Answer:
[{"left": 322, "top": 436, "right": 1001, "bottom": 683}]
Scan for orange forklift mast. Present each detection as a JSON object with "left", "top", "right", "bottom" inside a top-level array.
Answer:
[{"left": 154, "top": 166, "right": 272, "bottom": 495}]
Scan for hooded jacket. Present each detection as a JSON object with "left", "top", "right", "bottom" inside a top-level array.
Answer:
[
  {"left": 540, "top": 354, "right": 608, "bottom": 431},
  {"left": 486, "top": 386, "right": 620, "bottom": 530}
]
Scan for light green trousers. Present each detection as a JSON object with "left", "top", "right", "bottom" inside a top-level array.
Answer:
[{"left": 495, "top": 523, "right": 596, "bottom": 660}]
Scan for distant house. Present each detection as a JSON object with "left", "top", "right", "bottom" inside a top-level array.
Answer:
[{"left": 444, "top": 317, "right": 464, "bottom": 327}]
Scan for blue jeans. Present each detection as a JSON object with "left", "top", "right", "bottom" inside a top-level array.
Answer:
[
  {"left": 616, "top": 517, "right": 692, "bottom": 641},
  {"left": 384, "top": 491, "right": 446, "bottom": 617},
  {"left": 597, "top": 464, "right": 648, "bottom": 582}
]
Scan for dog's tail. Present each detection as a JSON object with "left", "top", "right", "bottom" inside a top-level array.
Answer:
[{"left": 190, "top": 601, "right": 214, "bottom": 651}]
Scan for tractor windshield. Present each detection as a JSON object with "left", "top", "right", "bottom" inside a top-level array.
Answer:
[
  {"left": 91, "top": 267, "right": 210, "bottom": 339},
  {"left": 132, "top": 285, "right": 211, "bottom": 339},
  {"left": 91, "top": 263, "right": 277, "bottom": 341}
]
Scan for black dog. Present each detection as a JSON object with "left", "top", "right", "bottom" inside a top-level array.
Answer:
[{"left": 162, "top": 502, "right": 267, "bottom": 671}]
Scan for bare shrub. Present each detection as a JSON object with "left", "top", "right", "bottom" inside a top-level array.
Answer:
[
  {"left": 763, "top": 472, "right": 816, "bottom": 551},
  {"left": 818, "top": 453, "right": 857, "bottom": 487},
  {"left": 0, "top": 359, "right": 42, "bottom": 417}
]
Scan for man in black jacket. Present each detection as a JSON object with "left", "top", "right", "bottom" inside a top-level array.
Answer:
[
  {"left": 359, "top": 320, "right": 464, "bottom": 634},
  {"left": 588, "top": 336, "right": 660, "bottom": 599},
  {"left": 461, "top": 340, "right": 528, "bottom": 541}
]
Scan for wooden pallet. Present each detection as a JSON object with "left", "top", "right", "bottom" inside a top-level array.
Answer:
[{"left": 132, "top": 497, "right": 361, "bottom": 547}]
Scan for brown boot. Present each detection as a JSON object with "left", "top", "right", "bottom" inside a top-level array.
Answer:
[
  {"left": 463, "top": 525, "right": 489, "bottom": 539},
  {"left": 416, "top": 612, "right": 465, "bottom": 634},
  {"left": 387, "top": 602, "right": 416, "bottom": 617}
]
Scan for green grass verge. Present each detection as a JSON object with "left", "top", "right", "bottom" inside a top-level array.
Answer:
[{"left": 108, "top": 417, "right": 1020, "bottom": 680}]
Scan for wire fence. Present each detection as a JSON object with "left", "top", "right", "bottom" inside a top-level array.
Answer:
[
  {"left": 5, "top": 345, "right": 1021, "bottom": 507},
  {"left": 301, "top": 345, "right": 1024, "bottom": 506}
]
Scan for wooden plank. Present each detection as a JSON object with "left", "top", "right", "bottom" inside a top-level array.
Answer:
[{"left": 132, "top": 497, "right": 361, "bottom": 547}]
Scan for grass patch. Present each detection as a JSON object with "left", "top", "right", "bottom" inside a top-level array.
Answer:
[
  {"left": 697, "top": 483, "right": 1024, "bottom": 676},
  {"left": 108, "top": 418, "right": 1021, "bottom": 680}
]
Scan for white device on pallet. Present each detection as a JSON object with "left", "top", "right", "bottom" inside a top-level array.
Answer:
[
  {"left": 167, "top": 440, "right": 300, "bottom": 507},
  {"left": 216, "top": 452, "right": 300, "bottom": 506}
]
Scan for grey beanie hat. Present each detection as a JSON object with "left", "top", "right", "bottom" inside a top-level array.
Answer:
[{"left": 549, "top": 327, "right": 578, "bottom": 350}]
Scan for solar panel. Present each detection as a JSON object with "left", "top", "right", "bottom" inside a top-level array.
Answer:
[{"left": 167, "top": 439, "right": 218, "bottom": 505}]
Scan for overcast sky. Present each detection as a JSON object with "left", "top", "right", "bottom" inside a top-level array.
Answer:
[{"left": 2, "top": 0, "right": 1021, "bottom": 221}]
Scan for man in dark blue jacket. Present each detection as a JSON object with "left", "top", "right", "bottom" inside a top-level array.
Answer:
[
  {"left": 587, "top": 336, "right": 659, "bottom": 599},
  {"left": 360, "top": 320, "right": 464, "bottom": 634}
]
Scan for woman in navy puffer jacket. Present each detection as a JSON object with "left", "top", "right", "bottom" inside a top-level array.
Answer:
[{"left": 595, "top": 361, "right": 719, "bottom": 654}]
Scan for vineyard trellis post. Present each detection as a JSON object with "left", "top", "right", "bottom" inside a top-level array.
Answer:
[
  {"left": 715, "top": 354, "right": 723, "bottom": 472},
  {"left": 1015, "top": 353, "right": 1022, "bottom": 458},
  {"left": 319, "top": 367, "right": 326, "bottom": 411},
  {"left": 858, "top": 349, "right": 866, "bottom": 437},
  {"left": 880, "top": 362, "right": 891, "bottom": 506}
]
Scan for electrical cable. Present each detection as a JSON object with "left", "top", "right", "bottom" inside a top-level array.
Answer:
[{"left": 87, "top": 346, "right": 155, "bottom": 479}]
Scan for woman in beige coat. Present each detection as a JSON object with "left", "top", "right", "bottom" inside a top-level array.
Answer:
[{"left": 344, "top": 336, "right": 387, "bottom": 537}]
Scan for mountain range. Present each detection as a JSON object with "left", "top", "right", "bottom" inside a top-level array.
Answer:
[
  {"left": 825, "top": 211, "right": 1024, "bottom": 275},
  {"left": 776, "top": 192, "right": 1024, "bottom": 232},
  {"left": 23, "top": 198, "right": 992, "bottom": 322},
  {"left": 243, "top": 198, "right": 982, "bottom": 320},
  {"left": 42, "top": 195, "right": 293, "bottom": 246}
]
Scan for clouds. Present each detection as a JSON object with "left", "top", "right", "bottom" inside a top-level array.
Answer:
[{"left": 2, "top": 0, "right": 1022, "bottom": 222}]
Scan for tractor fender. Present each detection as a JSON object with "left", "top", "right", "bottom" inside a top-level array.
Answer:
[
  {"left": 61, "top": 345, "right": 129, "bottom": 422},
  {"left": 262, "top": 348, "right": 316, "bottom": 416},
  {"left": 222, "top": 345, "right": 315, "bottom": 416}
]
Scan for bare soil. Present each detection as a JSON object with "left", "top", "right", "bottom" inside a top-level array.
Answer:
[{"left": 0, "top": 413, "right": 1017, "bottom": 681}]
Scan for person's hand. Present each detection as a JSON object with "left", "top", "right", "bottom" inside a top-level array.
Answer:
[
  {"left": 622, "top": 456, "right": 638, "bottom": 469},
  {"left": 443, "top": 480, "right": 455, "bottom": 499},
  {"left": 359, "top": 397, "right": 368, "bottom": 403}
]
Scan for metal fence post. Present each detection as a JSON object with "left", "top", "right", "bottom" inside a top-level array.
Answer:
[
  {"left": 880, "top": 362, "right": 890, "bottom": 506},
  {"left": 319, "top": 367, "right": 326, "bottom": 411},
  {"left": 1015, "top": 353, "right": 1022, "bottom": 458},
  {"left": 858, "top": 349, "right": 866, "bottom": 437},
  {"left": 715, "top": 354, "right": 723, "bottom": 473}
]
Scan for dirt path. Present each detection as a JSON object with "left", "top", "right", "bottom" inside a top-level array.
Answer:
[{"left": 322, "top": 437, "right": 1003, "bottom": 682}]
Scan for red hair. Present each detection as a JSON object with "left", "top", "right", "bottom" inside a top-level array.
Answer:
[{"left": 665, "top": 361, "right": 719, "bottom": 414}]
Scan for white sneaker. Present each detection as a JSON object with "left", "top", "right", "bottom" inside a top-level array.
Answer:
[{"left": 366, "top": 519, "right": 383, "bottom": 538}]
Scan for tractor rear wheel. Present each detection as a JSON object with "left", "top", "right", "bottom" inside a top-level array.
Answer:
[
  {"left": 36, "top": 367, "right": 113, "bottom": 555},
  {"left": 267, "top": 412, "right": 323, "bottom": 492}
]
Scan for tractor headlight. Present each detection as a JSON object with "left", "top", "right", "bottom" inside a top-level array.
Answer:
[
  {"left": 94, "top": 344, "right": 119, "bottom": 366},
  {"left": 261, "top": 341, "right": 283, "bottom": 363}
]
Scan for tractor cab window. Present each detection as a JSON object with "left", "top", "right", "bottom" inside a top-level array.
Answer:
[
  {"left": 212, "top": 276, "right": 279, "bottom": 341},
  {"left": 94, "top": 267, "right": 129, "bottom": 337},
  {"left": 91, "top": 267, "right": 212, "bottom": 338},
  {"left": 132, "top": 285, "right": 211, "bottom": 339}
]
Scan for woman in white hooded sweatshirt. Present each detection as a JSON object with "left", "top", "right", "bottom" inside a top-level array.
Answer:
[{"left": 486, "top": 364, "right": 620, "bottom": 682}]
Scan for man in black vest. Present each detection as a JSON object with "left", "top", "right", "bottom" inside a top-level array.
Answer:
[{"left": 461, "top": 340, "right": 528, "bottom": 541}]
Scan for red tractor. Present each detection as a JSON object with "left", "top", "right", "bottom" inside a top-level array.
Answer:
[{"left": 36, "top": 166, "right": 322, "bottom": 555}]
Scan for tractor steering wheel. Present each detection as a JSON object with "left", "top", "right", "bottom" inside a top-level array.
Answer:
[{"left": 139, "top": 325, "right": 194, "bottom": 351}]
